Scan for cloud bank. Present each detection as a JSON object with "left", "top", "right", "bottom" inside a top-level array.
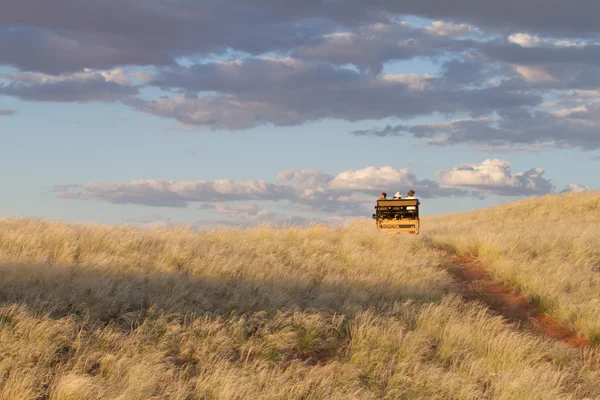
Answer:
[
  {"left": 53, "top": 159, "right": 584, "bottom": 226},
  {"left": 1, "top": 2, "right": 599, "bottom": 151}
]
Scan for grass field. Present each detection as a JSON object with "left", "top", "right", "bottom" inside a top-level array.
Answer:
[
  {"left": 423, "top": 190, "right": 600, "bottom": 344},
  {"left": 0, "top": 191, "right": 599, "bottom": 399}
]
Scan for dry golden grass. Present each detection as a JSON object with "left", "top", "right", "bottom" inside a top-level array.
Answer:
[
  {"left": 423, "top": 190, "right": 600, "bottom": 344},
  {"left": 0, "top": 202, "right": 599, "bottom": 399}
]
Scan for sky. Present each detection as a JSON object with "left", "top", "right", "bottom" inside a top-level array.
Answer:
[{"left": 1, "top": 1, "right": 599, "bottom": 228}]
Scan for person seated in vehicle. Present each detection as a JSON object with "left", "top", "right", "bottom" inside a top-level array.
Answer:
[
  {"left": 390, "top": 192, "right": 404, "bottom": 218},
  {"left": 375, "top": 192, "right": 387, "bottom": 210},
  {"left": 405, "top": 190, "right": 418, "bottom": 212}
]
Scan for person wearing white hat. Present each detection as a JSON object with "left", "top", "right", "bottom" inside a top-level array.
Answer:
[{"left": 392, "top": 192, "right": 402, "bottom": 199}]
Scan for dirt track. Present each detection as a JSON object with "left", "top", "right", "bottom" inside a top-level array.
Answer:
[{"left": 446, "top": 253, "right": 596, "bottom": 350}]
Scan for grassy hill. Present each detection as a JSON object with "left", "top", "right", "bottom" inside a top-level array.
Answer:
[
  {"left": 423, "top": 190, "right": 600, "bottom": 344},
  {"left": 0, "top": 191, "right": 599, "bottom": 399}
]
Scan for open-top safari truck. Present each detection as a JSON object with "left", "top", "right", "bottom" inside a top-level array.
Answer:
[{"left": 372, "top": 199, "right": 420, "bottom": 234}]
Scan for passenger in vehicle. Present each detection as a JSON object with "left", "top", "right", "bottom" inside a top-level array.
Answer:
[
  {"left": 393, "top": 192, "right": 402, "bottom": 199},
  {"left": 375, "top": 192, "right": 387, "bottom": 210},
  {"left": 405, "top": 190, "right": 417, "bottom": 212}
]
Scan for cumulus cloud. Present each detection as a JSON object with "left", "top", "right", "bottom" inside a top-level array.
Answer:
[
  {"left": 55, "top": 160, "right": 559, "bottom": 226},
  {"left": 327, "top": 166, "right": 471, "bottom": 199},
  {"left": 560, "top": 184, "right": 592, "bottom": 193},
  {"left": 54, "top": 164, "right": 477, "bottom": 217},
  {"left": 436, "top": 159, "right": 554, "bottom": 196},
  {"left": 276, "top": 169, "right": 333, "bottom": 186},
  {"left": 426, "top": 21, "right": 476, "bottom": 37},
  {"left": 513, "top": 65, "right": 557, "bottom": 82},
  {"left": 328, "top": 166, "right": 417, "bottom": 191},
  {"left": 508, "top": 33, "right": 542, "bottom": 48}
]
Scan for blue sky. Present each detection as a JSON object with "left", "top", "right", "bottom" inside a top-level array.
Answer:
[{"left": 1, "top": 3, "right": 599, "bottom": 227}]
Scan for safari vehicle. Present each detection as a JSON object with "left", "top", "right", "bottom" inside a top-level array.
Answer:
[{"left": 372, "top": 199, "right": 420, "bottom": 234}]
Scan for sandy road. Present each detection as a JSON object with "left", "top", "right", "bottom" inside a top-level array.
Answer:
[{"left": 445, "top": 253, "right": 597, "bottom": 352}]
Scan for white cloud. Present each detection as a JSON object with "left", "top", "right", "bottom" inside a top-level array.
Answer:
[
  {"left": 554, "top": 40, "right": 587, "bottom": 48},
  {"left": 436, "top": 159, "right": 554, "bottom": 196},
  {"left": 328, "top": 166, "right": 417, "bottom": 191},
  {"left": 560, "top": 183, "right": 592, "bottom": 193},
  {"left": 508, "top": 33, "right": 542, "bottom": 48},
  {"left": 276, "top": 169, "right": 332, "bottom": 187},
  {"left": 377, "top": 73, "right": 432, "bottom": 91},
  {"left": 3, "top": 68, "right": 132, "bottom": 85},
  {"left": 58, "top": 179, "right": 294, "bottom": 207},
  {"left": 54, "top": 164, "right": 470, "bottom": 225},
  {"left": 551, "top": 105, "right": 589, "bottom": 118},
  {"left": 426, "top": 21, "right": 476, "bottom": 37},
  {"left": 514, "top": 65, "right": 557, "bottom": 83},
  {"left": 321, "top": 31, "right": 355, "bottom": 43},
  {"left": 55, "top": 161, "right": 559, "bottom": 224}
]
